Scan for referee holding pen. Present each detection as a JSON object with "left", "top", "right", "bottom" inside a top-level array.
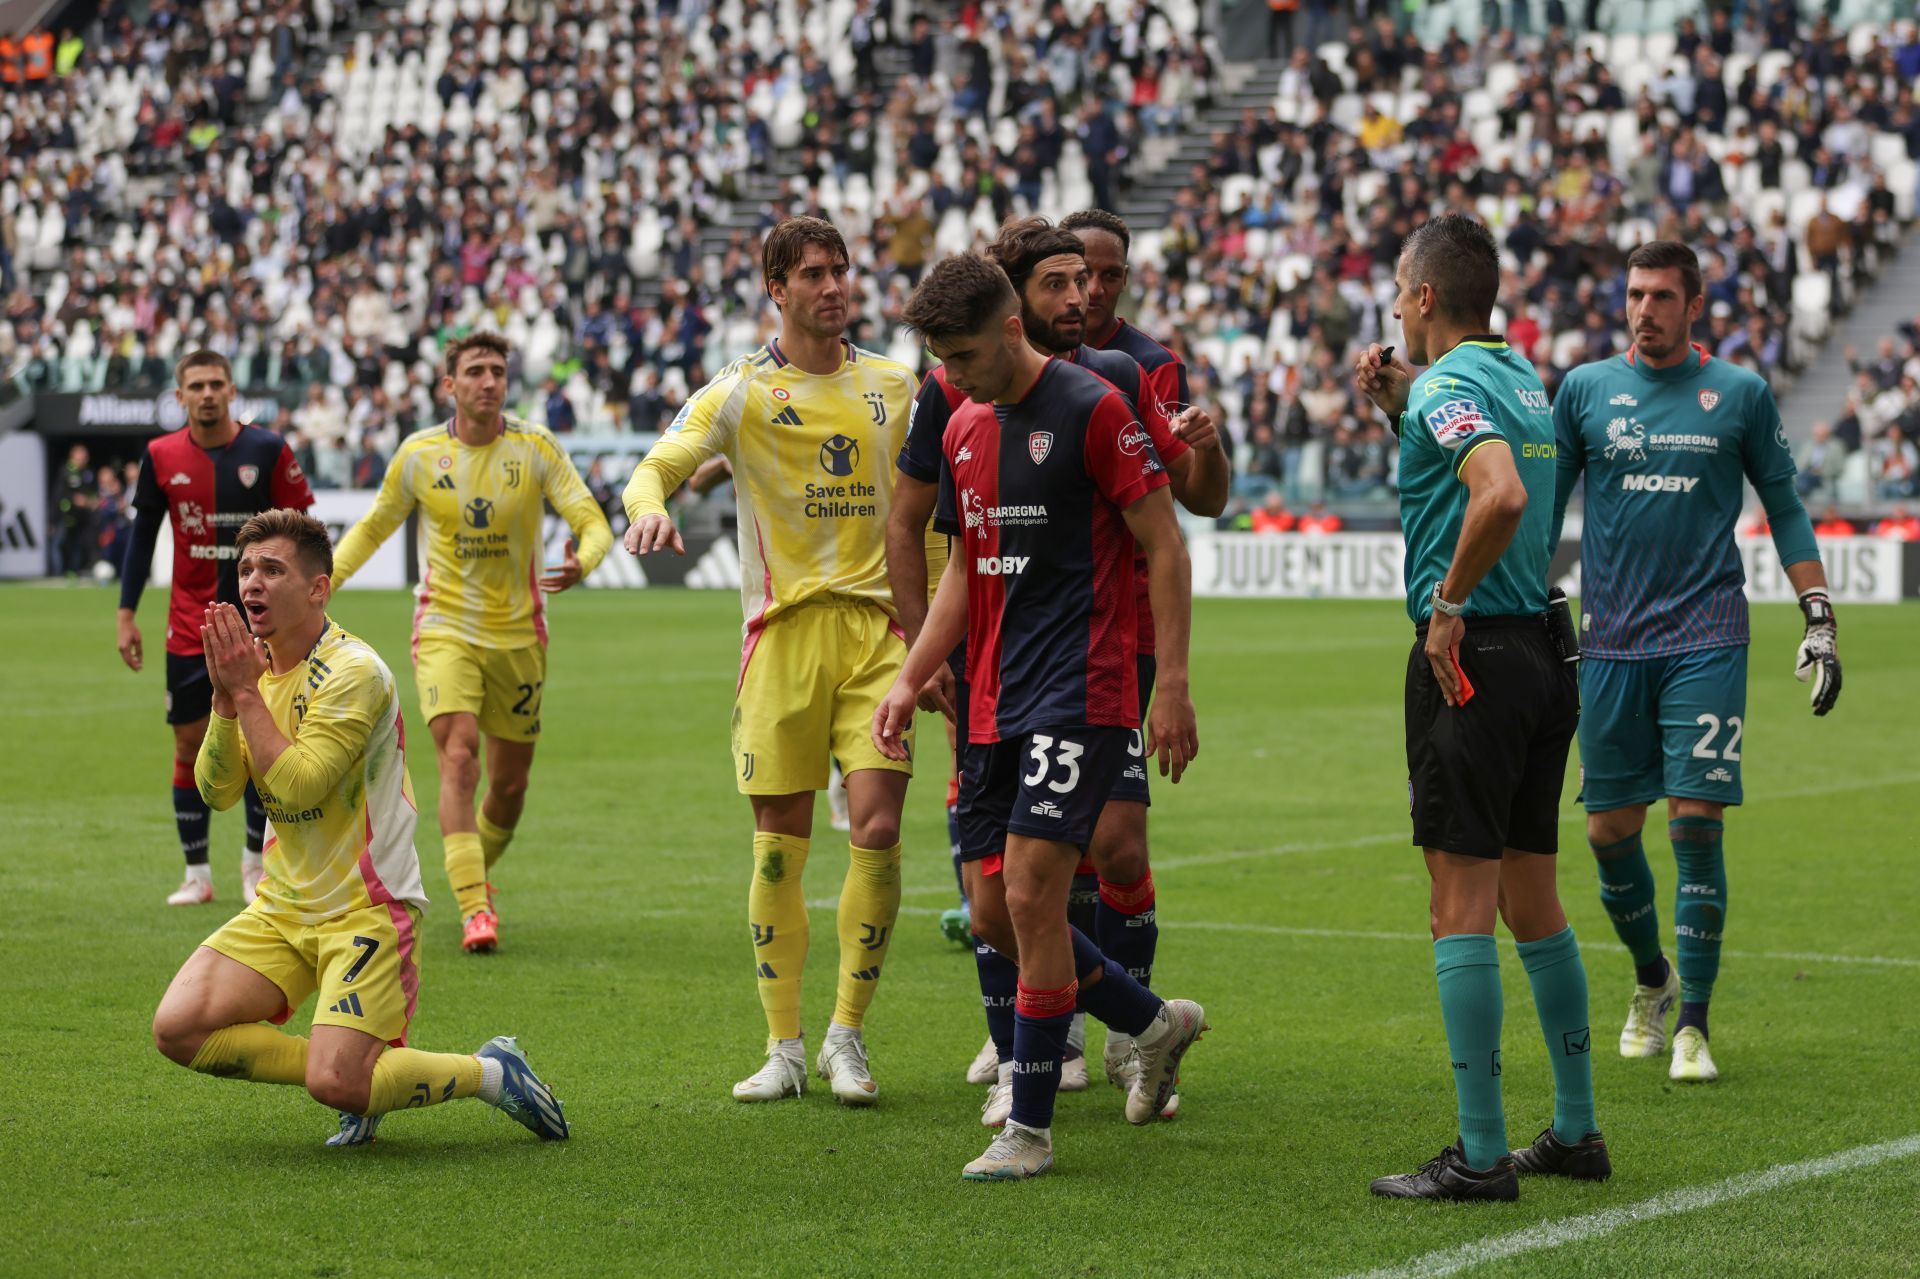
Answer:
[{"left": 1352, "top": 215, "right": 1607, "bottom": 1203}]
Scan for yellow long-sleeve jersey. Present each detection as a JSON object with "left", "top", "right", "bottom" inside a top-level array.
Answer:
[
  {"left": 623, "top": 339, "right": 936, "bottom": 637},
  {"left": 333, "top": 417, "right": 613, "bottom": 650},
  {"left": 197, "top": 618, "right": 428, "bottom": 925}
]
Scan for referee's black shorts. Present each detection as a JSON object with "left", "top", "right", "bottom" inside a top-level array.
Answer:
[{"left": 1405, "top": 615, "right": 1578, "bottom": 860}]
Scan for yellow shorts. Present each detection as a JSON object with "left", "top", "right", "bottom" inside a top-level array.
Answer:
[
  {"left": 415, "top": 635, "right": 546, "bottom": 742},
  {"left": 732, "top": 598, "right": 914, "bottom": 795},
  {"left": 202, "top": 900, "right": 422, "bottom": 1046}
]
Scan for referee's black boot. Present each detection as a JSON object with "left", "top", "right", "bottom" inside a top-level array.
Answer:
[
  {"left": 1369, "top": 1143, "right": 1519, "bottom": 1202},
  {"left": 1511, "top": 1126, "right": 1612, "bottom": 1181}
]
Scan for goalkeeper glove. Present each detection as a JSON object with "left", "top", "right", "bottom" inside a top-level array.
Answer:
[{"left": 1794, "top": 588, "right": 1841, "bottom": 716}]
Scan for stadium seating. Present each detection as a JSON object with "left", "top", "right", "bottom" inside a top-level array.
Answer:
[{"left": 2, "top": 0, "right": 1917, "bottom": 515}]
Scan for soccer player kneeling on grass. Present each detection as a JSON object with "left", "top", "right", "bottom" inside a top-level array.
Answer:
[
  {"left": 151, "top": 510, "right": 568, "bottom": 1147},
  {"left": 875, "top": 254, "right": 1207, "bottom": 1182},
  {"left": 1352, "top": 216, "right": 1604, "bottom": 1201}
]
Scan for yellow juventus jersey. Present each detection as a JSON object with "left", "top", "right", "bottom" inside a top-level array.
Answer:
[
  {"left": 624, "top": 338, "right": 934, "bottom": 636},
  {"left": 196, "top": 618, "right": 427, "bottom": 925},
  {"left": 333, "top": 417, "right": 614, "bottom": 650}
]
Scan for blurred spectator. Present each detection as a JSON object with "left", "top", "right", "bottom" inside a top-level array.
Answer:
[
  {"left": 1813, "top": 505, "right": 1858, "bottom": 537},
  {"left": 93, "top": 464, "right": 132, "bottom": 574},
  {"left": 1870, "top": 424, "right": 1919, "bottom": 498},
  {"left": 49, "top": 443, "right": 94, "bottom": 577},
  {"left": 543, "top": 377, "right": 577, "bottom": 434},
  {"left": 1250, "top": 491, "right": 1297, "bottom": 533},
  {"left": 1873, "top": 504, "right": 1920, "bottom": 539},
  {"left": 350, "top": 438, "right": 387, "bottom": 489},
  {"left": 1299, "top": 501, "right": 1344, "bottom": 533},
  {"left": 1795, "top": 420, "right": 1846, "bottom": 498}
]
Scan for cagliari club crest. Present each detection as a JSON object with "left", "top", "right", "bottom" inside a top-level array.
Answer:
[
  {"left": 1698, "top": 388, "right": 1720, "bottom": 411},
  {"left": 237, "top": 464, "right": 259, "bottom": 488},
  {"left": 1029, "top": 432, "right": 1053, "bottom": 464}
]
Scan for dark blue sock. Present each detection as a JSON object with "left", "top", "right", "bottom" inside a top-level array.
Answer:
[
  {"left": 1070, "top": 926, "right": 1162, "bottom": 1036},
  {"left": 1675, "top": 1000, "right": 1710, "bottom": 1039},
  {"left": 1095, "top": 870, "right": 1158, "bottom": 987},
  {"left": 242, "top": 780, "right": 267, "bottom": 854},
  {"left": 974, "top": 935, "right": 1017, "bottom": 1061},
  {"left": 173, "top": 785, "right": 210, "bottom": 866},
  {"left": 947, "top": 804, "right": 966, "bottom": 906},
  {"left": 1067, "top": 871, "right": 1100, "bottom": 941},
  {"left": 1636, "top": 954, "right": 1670, "bottom": 989},
  {"left": 1011, "top": 984, "right": 1075, "bottom": 1130}
]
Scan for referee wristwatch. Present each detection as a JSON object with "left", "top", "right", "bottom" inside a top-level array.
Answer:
[{"left": 1430, "top": 583, "right": 1467, "bottom": 618}]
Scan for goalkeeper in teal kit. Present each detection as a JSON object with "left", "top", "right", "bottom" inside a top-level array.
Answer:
[{"left": 1552, "top": 242, "right": 1841, "bottom": 1086}]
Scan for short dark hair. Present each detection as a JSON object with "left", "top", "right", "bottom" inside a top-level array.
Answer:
[
  {"left": 1399, "top": 215, "right": 1500, "bottom": 324},
  {"left": 1060, "top": 208, "right": 1131, "bottom": 256},
  {"left": 762, "top": 216, "right": 850, "bottom": 298},
  {"left": 236, "top": 508, "right": 333, "bottom": 578},
  {"left": 1626, "top": 240, "right": 1703, "bottom": 302},
  {"left": 174, "top": 350, "right": 233, "bottom": 385},
  {"left": 985, "top": 216, "right": 1087, "bottom": 295},
  {"left": 902, "top": 254, "right": 1019, "bottom": 342},
  {"left": 444, "top": 331, "right": 511, "bottom": 378}
]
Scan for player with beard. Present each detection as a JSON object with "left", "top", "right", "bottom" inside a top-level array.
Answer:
[
  {"left": 118, "top": 350, "right": 316, "bottom": 907},
  {"left": 1060, "top": 210, "right": 1191, "bottom": 431},
  {"left": 889, "top": 218, "right": 1227, "bottom": 1125}
]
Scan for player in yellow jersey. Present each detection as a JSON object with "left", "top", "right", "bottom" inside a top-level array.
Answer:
[
  {"left": 331, "top": 333, "right": 613, "bottom": 954},
  {"left": 151, "top": 510, "right": 569, "bottom": 1146},
  {"left": 624, "top": 217, "right": 922, "bottom": 1106}
]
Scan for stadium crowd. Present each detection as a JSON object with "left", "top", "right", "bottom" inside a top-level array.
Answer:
[{"left": 6, "top": 0, "right": 1920, "bottom": 569}]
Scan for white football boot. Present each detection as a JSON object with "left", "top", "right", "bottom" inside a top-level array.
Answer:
[
  {"left": 1669, "top": 1026, "right": 1719, "bottom": 1083},
  {"left": 962, "top": 1121, "right": 1053, "bottom": 1181},
  {"left": 816, "top": 1028, "right": 879, "bottom": 1105},
  {"left": 1125, "top": 999, "right": 1207, "bottom": 1125},
  {"left": 981, "top": 1062, "right": 1013, "bottom": 1127},
  {"left": 732, "top": 1039, "right": 807, "bottom": 1102},
  {"left": 167, "top": 868, "right": 215, "bottom": 906},
  {"left": 965, "top": 1035, "right": 999, "bottom": 1085},
  {"left": 1620, "top": 963, "right": 1680, "bottom": 1058}
]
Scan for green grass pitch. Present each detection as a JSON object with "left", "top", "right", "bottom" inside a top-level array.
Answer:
[{"left": 2, "top": 586, "right": 1916, "bottom": 1277}]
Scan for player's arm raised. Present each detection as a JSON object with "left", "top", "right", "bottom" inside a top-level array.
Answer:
[
  {"left": 1122, "top": 487, "right": 1198, "bottom": 782},
  {"left": 874, "top": 551, "right": 968, "bottom": 759},
  {"left": 1743, "top": 397, "right": 1839, "bottom": 714},
  {"left": 1166, "top": 403, "right": 1229, "bottom": 517},
  {"left": 331, "top": 445, "right": 416, "bottom": 589},
  {"left": 193, "top": 606, "right": 251, "bottom": 811},
  {"left": 623, "top": 372, "right": 744, "bottom": 556},
  {"left": 538, "top": 437, "right": 615, "bottom": 592}
]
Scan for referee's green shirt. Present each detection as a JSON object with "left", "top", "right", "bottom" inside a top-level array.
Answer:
[{"left": 1397, "top": 337, "right": 1558, "bottom": 623}]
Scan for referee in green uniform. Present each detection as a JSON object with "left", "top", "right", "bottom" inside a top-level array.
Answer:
[{"left": 1353, "top": 215, "right": 1607, "bottom": 1202}]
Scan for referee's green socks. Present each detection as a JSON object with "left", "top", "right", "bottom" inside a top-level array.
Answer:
[
  {"left": 1516, "top": 926, "right": 1597, "bottom": 1144},
  {"left": 1434, "top": 934, "right": 1505, "bottom": 1171},
  {"left": 1592, "top": 832, "right": 1665, "bottom": 982}
]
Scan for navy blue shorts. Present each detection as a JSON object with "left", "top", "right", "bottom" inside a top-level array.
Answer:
[
  {"left": 956, "top": 726, "right": 1133, "bottom": 863},
  {"left": 1109, "top": 654, "right": 1156, "bottom": 806},
  {"left": 165, "top": 651, "right": 213, "bottom": 726}
]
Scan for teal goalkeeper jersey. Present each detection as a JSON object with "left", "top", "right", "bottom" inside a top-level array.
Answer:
[
  {"left": 1398, "top": 337, "right": 1558, "bottom": 623},
  {"left": 1550, "top": 344, "right": 1819, "bottom": 659}
]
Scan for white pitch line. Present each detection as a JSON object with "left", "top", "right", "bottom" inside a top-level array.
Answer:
[{"left": 1340, "top": 1133, "right": 1920, "bottom": 1279}]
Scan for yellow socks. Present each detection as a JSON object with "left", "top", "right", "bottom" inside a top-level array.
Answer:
[
  {"left": 833, "top": 843, "right": 902, "bottom": 1029},
  {"left": 477, "top": 810, "right": 515, "bottom": 871},
  {"left": 366, "top": 1048, "right": 484, "bottom": 1115},
  {"left": 748, "top": 832, "right": 811, "bottom": 1040},
  {"left": 188, "top": 1024, "right": 309, "bottom": 1085},
  {"left": 443, "top": 831, "right": 490, "bottom": 918}
]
